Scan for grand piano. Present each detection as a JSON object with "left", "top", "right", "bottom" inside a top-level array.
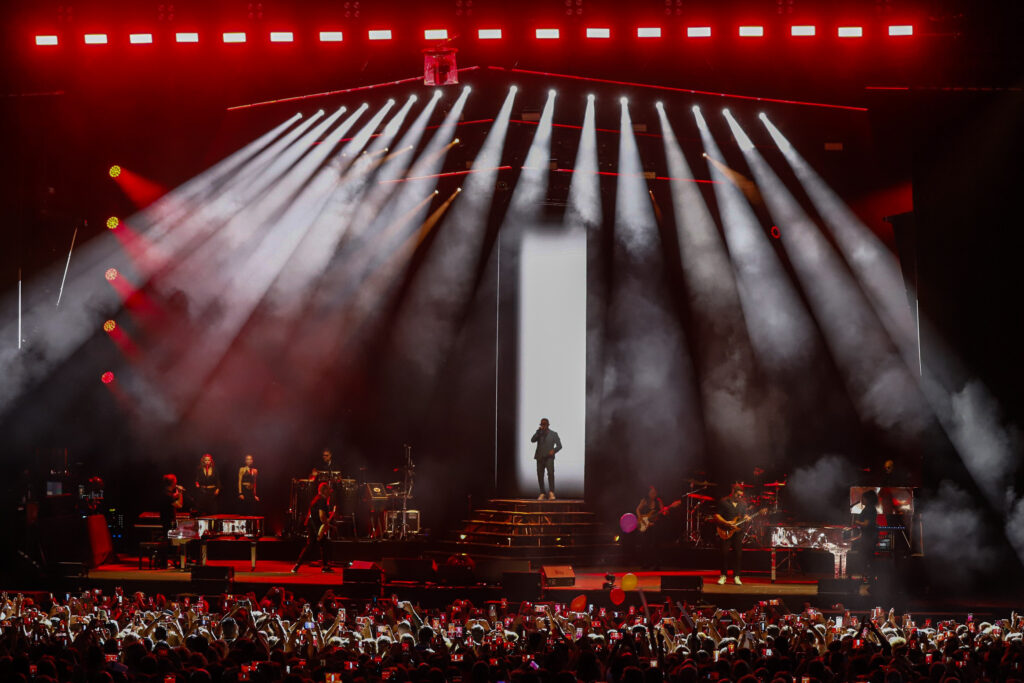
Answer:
[
  {"left": 768, "top": 524, "right": 856, "bottom": 581},
  {"left": 163, "top": 515, "right": 265, "bottom": 571}
]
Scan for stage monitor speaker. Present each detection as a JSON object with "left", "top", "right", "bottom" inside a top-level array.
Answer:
[
  {"left": 541, "top": 565, "right": 575, "bottom": 587},
  {"left": 191, "top": 565, "right": 235, "bottom": 582},
  {"left": 381, "top": 557, "right": 438, "bottom": 583},
  {"left": 502, "top": 571, "right": 542, "bottom": 601},
  {"left": 437, "top": 564, "right": 477, "bottom": 586},
  {"left": 37, "top": 514, "right": 114, "bottom": 568},
  {"left": 346, "top": 561, "right": 384, "bottom": 583},
  {"left": 661, "top": 575, "right": 704, "bottom": 595}
]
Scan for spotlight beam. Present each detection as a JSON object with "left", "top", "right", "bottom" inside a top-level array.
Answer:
[
  {"left": 725, "top": 109, "right": 931, "bottom": 441},
  {"left": 694, "top": 106, "right": 818, "bottom": 376},
  {"left": 657, "top": 104, "right": 766, "bottom": 463}
]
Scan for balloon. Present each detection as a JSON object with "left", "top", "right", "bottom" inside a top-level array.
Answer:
[
  {"left": 610, "top": 587, "right": 626, "bottom": 605},
  {"left": 619, "top": 513, "right": 638, "bottom": 534},
  {"left": 622, "top": 572, "right": 638, "bottom": 591},
  {"left": 570, "top": 594, "right": 587, "bottom": 612}
]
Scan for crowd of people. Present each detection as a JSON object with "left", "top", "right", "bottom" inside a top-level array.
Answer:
[{"left": 1, "top": 587, "right": 1021, "bottom": 682}]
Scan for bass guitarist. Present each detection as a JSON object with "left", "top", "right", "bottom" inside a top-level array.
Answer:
[{"left": 715, "top": 482, "right": 750, "bottom": 585}]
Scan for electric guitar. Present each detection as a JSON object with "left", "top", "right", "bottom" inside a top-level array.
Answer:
[
  {"left": 638, "top": 499, "right": 682, "bottom": 533},
  {"left": 716, "top": 508, "right": 767, "bottom": 540}
]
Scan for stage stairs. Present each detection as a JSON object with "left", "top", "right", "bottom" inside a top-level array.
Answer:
[{"left": 432, "top": 498, "right": 620, "bottom": 564}]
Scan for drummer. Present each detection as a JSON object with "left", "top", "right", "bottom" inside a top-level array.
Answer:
[{"left": 311, "top": 448, "right": 342, "bottom": 480}]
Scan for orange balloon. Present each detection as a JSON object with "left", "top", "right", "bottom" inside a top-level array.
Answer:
[
  {"left": 570, "top": 594, "right": 587, "bottom": 612},
  {"left": 610, "top": 587, "right": 626, "bottom": 606}
]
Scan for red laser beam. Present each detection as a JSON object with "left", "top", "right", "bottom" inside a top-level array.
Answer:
[
  {"left": 227, "top": 66, "right": 481, "bottom": 111},
  {"left": 488, "top": 66, "right": 868, "bottom": 112}
]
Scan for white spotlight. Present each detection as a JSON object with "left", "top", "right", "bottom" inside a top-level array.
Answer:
[
  {"left": 411, "top": 95, "right": 418, "bottom": 102},
  {"left": 510, "top": 85, "right": 518, "bottom": 93},
  {"left": 656, "top": 101, "right": 663, "bottom": 109},
  {"left": 464, "top": 86, "right": 472, "bottom": 93},
  {"left": 620, "top": 96, "right": 628, "bottom": 104},
  {"left": 758, "top": 112, "right": 768, "bottom": 120},
  {"left": 691, "top": 105, "right": 700, "bottom": 113},
  {"left": 388, "top": 98, "right": 395, "bottom": 104},
  {"left": 723, "top": 108, "right": 731, "bottom": 116},
  {"left": 549, "top": 89, "right": 556, "bottom": 97},
  {"left": 587, "top": 93, "right": 595, "bottom": 101}
]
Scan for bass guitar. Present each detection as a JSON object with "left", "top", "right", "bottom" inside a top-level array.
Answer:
[
  {"left": 716, "top": 508, "right": 767, "bottom": 540},
  {"left": 638, "top": 499, "right": 682, "bottom": 533}
]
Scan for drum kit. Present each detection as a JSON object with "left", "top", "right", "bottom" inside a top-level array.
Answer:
[{"left": 683, "top": 477, "right": 787, "bottom": 547}]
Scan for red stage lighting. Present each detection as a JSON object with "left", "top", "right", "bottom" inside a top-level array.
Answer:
[
  {"left": 791, "top": 25, "right": 816, "bottom": 36},
  {"left": 105, "top": 268, "right": 119, "bottom": 281},
  {"left": 478, "top": 29, "right": 502, "bottom": 39},
  {"left": 106, "top": 216, "right": 120, "bottom": 229},
  {"left": 101, "top": 371, "right": 115, "bottom": 384},
  {"left": 424, "top": 29, "right": 449, "bottom": 40},
  {"left": 889, "top": 25, "right": 913, "bottom": 36},
  {"left": 176, "top": 32, "right": 199, "bottom": 43},
  {"left": 103, "top": 320, "right": 117, "bottom": 333},
  {"left": 35, "top": 35, "right": 59, "bottom": 46},
  {"left": 84, "top": 33, "right": 108, "bottom": 44},
  {"left": 223, "top": 32, "right": 246, "bottom": 43},
  {"left": 319, "top": 31, "right": 343, "bottom": 41},
  {"left": 129, "top": 33, "right": 153, "bottom": 44},
  {"left": 108, "top": 165, "right": 121, "bottom": 178},
  {"left": 535, "top": 28, "right": 560, "bottom": 39},
  {"left": 771, "top": 225, "right": 781, "bottom": 239},
  {"left": 637, "top": 27, "right": 661, "bottom": 38},
  {"left": 738, "top": 26, "right": 764, "bottom": 37},
  {"left": 269, "top": 31, "right": 294, "bottom": 42},
  {"left": 838, "top": 26, "right": 863, "bottom": 37},
  {"left": 368, "top": 29, "right": 393, "bottom": 40},
  {"left": 687, "top": 26, "right": 712, "bottom": 38},
  {"left": 586, "top": 28, "right": 610, "bottom": 39}
]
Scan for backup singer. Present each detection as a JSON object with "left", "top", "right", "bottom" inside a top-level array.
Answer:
[
  {"left": 715, "top": 483, "right": 748, "bottom": 585},
  {"left": 194, "top": 453, "right": 220, "bottom": 515},
  {"left": 238, "top": 453, "right": 259, "bottom": 515},
  {"left": 292, "top": 482, "right": 336, "bottom": 573},
  {"left": 531, "top": 418, "right": 562, "bottom": 500}
]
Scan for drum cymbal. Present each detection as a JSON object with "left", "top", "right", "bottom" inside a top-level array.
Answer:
[
  {"left": 686, "top": 493, "right": 714, "bottom": 501},
  {"left": 687, "top": 479, "right": 716, "bottom": 487},
  {"left": 763, "top": 481, "right": 787, "bottom": 487}
]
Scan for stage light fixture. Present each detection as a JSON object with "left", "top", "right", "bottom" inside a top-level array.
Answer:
[
  {"left": 319, "top": 31, "right": 343, "bottom": 42},
  {"left": 692, "top": 105, "right": 701, "bottom": 112},
  {"left": 549, "top": 88, "right": 556, "bottom": 97},
  {"left": 368, "top": 29, "right": 393, "bottom": 40},
  {"left": 129, "top": 33, "right": 153, "bottom": 44},
  {"left": 176, "top": 32, "right": 199, "bottom": 43},
  {"left": 687, "top": 26, "right": 712, "bottom": 38},
  {"left": 103, "top": 320, "right": 117, "bottom": 333},
  {"left": 84, "top": 34, "right": 108, "bottom": 44},
  {"left": 35, "top": 35, "right": 59, "bottom": 46},
  {"left": 101, "top": 371, "right": 115, "bottom": 384},
  {"left": 270, "top": 31, "right": 294, "bottom": 42},
  {"left": 424, "top": 29, "right": 448, "bottom": 40},
  {"left": 223, "top": 32, "right": 246, "bottom": 43},
  {"left": 586, "top": 28, "right": 610, "bottom": 38},
  {"left": 536, "top": 28, "right": 560, "bottom": 39},
  {"left": 106, "top": 217, "right": 119, "bottom": 229},
  {"left": 655, "top": 101, "right": 663, "bottom": 109},
  {"left": 620, "top": 96, "right": 628, "bottom": 104},
  {"left": 588, "top": 93, "right": 595, "bottom": 101},
  {"left": 838, "top": 26, "right": 863, "bottom": 37},
  {"left": 758, "top": 112, "right": 768, "bottom": 120},
  {"left": 739, "top": 26, "right": 764, "bottom": 37},
  {"left": 478, "top": 28, "right": 502, "bottom": 39},
  {"left": 510, "top": 85, "right": 518, "bottom": 93},
  {"left": 105, "top": 268, "right": 118, "bottom": 281},
  {"left": 108, "top": 165, "right": 121, "bottom": 178},
  {"left": 889, "top": 25, "right": 913, "bottom": 36},
  {"left": 637, "top": 27, "right": 661, "bottom": 38},
  {"left": 791, "top": 25, "right": 816, "bottom": 36}
]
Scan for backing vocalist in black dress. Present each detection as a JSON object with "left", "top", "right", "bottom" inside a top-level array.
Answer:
[{"left": 194, "top": 454, "right": 220, "bottom": 515}]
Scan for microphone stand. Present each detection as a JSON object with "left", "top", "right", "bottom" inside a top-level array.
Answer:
[{"left": 398, "top": 445, "right": 415, "bottom": 541}]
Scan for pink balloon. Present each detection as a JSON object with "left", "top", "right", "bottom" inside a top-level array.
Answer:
[
  {"left": 610, "top": 587, "right": 626, "bottom": 606},
  {"left": 620, "top": 513, "right": 638, "bottom": 534}
]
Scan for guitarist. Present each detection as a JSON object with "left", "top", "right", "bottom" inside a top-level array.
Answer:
[
  {"left": 715, "top": 483, "right": 749, "bottom": 585},
  {"left": 636, "top": 486, "right": 666, "bottom": 568},
  {"left": 292, "top": 482, "right": 336, "bottom": 574}
]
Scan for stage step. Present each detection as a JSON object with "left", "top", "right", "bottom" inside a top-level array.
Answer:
[{"left": 440, "top": 498, "right": 619, "bottom": 562}]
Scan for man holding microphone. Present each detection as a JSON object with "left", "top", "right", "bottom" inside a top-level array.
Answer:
[{"left": 531, "top": 418, "right": 562, "bottom": 500}]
